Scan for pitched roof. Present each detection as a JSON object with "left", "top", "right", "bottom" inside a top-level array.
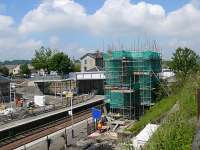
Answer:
[
  {"left": 87, "top": 66, "right": 103, "bottom": 72},
  {"left": 80, "top": 52, "right": 103, "bottom": 60},
  {"left": 80, "top": 53, "right": 95, "bottom": 60},
  {"left": 4, "top": 64, "right": 17, "bottom": 70}
]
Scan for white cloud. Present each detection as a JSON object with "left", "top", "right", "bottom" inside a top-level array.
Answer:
[
  {"left": 0, "top": 15, "right": 14, "bottom": 28},
  {"left": 0, "top": 14, "right": 42, "bottom": 60},
  {"left": 163, "top": 3, "right": 200, "bottom": 38},
  {"left": 88, "top": 0, "right": 200, "bottom": 41},
  {"left": 19, "top": 0, "right": 200, "bottom": 39},
  {"left": 92, "top": 0, "right": 200, "bottom": 55},
  {"left": 1, "top": 0, "right": 200, "bottom": 60},
  {"left": 88, "top": 0, "right": 165, "bottom": 36},
  {"left": 0, "top": 37, "right": 42, "bottom": 60},
  {"left": 17, "top": 39, "right": 42, "bottom": 50},
  {"left": 19, "top": 0, "right": 87, "bottom": 33},
  {"left": 0, "top": 15, "right": 16, "bottom": 37},
  {"left": 19, "top": 0, "right": 166, "bottom": 36}
]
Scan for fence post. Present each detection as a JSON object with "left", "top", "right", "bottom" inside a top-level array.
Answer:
[
  {"left": 197, "top": 88, "right": 200, "bottom": 120},
  {"left": 47, "top": 136, "right": 51, "bottom": 150},
  {"left": 192, "top": 89, "right": 200, "bottom": 149},
  {"left": 65, "top": 128, "right": 68, "bottom": 147},
  {"left": 86, "top": 120, "right": 89, "bottom": 135}
]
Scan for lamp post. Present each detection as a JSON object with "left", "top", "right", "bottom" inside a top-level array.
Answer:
[
  {"left": 70, "top": 93, "right": 74, "bottom": 138},
  {"left": 10, "top": 83, "right": 12, "bottom": 109},
  {"left": 10, "top": 83, "right": 16, "bottom": 109},
  {"left": 55, "top": 82, "right": 56, "bottom": 98},
  {"left": 66, "top": 91, "right": 74, "bottom": 138}
]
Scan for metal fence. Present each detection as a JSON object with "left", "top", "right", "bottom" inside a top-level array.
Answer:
[{"left": 0, "top": 93, "right": 96, "bottom": 125}]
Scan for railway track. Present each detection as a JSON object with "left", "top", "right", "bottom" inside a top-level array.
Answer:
[{"left": 0, "top": 109, "right": 92, "bottom": 150}]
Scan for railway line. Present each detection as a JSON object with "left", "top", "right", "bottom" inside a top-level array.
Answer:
[{"left": 0, "top": 109, "right": 92, "bottom": 150}]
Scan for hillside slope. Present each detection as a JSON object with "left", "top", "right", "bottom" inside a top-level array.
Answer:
[{"left": 130, "top": 76, "right": 198, "bottom": 149}]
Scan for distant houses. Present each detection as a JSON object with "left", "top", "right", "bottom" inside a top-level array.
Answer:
[
  {"left": 13, "top": 65, "right": 20, "bottom": 75},
  {"left": 5, "top": 64, "right": 35, "bottom": 76}
]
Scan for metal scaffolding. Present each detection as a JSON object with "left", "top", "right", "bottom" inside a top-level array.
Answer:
[{"left": 104, "top": 50, "right": 161, "bottom": 119}]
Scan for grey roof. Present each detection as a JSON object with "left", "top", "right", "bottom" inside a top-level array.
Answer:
[
  {"left": 0, "top": 75, "right": 10, "bottom": 83},
  {"left": 87, "top": 66, "right": 103, "bottom": 72},
  {"left": 80, "top": 52, "right": 103, "bottom": 60},
  {"left": 4, "top": 64, "right": 17, "bottom": 70}
]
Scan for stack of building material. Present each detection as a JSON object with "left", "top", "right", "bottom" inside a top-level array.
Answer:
[
  {"left": 132, "top": 123, "right": 159, "bottom": 149},
  {"left": 34, "top": 95, "right": 45, "bottom": 107}
]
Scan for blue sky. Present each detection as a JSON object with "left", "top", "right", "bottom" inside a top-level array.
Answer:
[{"left": 0, "top": 0, "right": 199, "bottom": 60}]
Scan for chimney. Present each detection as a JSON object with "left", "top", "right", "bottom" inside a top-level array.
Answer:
[{"left": 96, "top": 50, "right": 100, "bottom": 58}]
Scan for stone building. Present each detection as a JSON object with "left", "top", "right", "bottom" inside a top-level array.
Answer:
[{"left": 80, "top": 51, "right": 104, "bottom": 72}]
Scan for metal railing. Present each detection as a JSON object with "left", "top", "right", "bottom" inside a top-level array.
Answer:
[
  {"left": 30, "top": 75, "right": 63, "bottom": 81},
  {"left": 0, "top": 93, "right": 96, "bottom": 123}
]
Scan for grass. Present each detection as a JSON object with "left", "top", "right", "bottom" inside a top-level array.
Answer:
[
  {"left": 129, "top": 95, "right": 177, "bottom": 134},
  {"left": 129, "top": 75, "right": 199, "bottom": 149},
  {"left": 146, "top": 80, "right": 197, "bottom": 149}
]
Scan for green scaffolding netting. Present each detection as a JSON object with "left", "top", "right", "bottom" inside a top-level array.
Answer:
[{"left": 104, "top": 50, "right": 161, "bottom": 109}]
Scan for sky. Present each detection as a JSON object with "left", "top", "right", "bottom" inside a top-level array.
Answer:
[{"left": 0, "top": 0, "right": 199, "bottom": 61}]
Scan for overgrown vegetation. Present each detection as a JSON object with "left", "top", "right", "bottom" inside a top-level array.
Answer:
[
  {"left": 129, "top": 47, "right": 199, "bottom": 149},
  {"left": 153, "top": 78, "right": 169, "bottom": 102},
  {"left": 129, "top": 94, "right": 177, "bottom": 134},
  {"left": 146, "top": 76, "right": 198, "bottom": 149},
  {"left": 130, "top": 76, "right": 198, "bottom": 149}
]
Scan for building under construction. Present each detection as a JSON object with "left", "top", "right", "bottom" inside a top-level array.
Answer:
[{"left": 104, "top": 50, "right": 161, "bottom": 119}]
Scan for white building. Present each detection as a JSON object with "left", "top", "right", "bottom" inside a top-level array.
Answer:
[
  {"left": 160, "top": 69, "right": 175, "bottom": 80},
  {"left": 80, "top": 52, "right": 103, "bottom": 72}
]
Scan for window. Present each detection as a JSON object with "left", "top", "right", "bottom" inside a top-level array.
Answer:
[
  {"left": 84, "top": 67, "right": 87, "bottom": 71},
  {"left": 84, "top": 59, "right": 87, "bottom": 64}
]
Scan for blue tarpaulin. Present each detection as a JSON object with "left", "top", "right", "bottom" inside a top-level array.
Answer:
[{"left": 91, "top": 108, "right": 102, "bottom": 121}]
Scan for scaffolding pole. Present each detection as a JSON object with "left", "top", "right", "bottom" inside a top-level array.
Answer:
[{"left": 104, "top": 50, "right": 161, "bottom": 119}]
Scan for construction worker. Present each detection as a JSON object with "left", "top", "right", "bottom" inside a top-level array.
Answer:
[{"left": 97, "top": 120, "right": 103, "bottom": 133}]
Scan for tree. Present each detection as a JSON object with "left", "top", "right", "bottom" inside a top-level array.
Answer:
[
  {"left": 72, "top": 61, "right": 81, "bottom": 72},
  {"left": 162, "top": 60, "right": 171, "bottom": 68},
  {"left": 0, "top": 66, "right": 9, "bottom": 76},
  {"left": 32, "top": 46, "right": 54, "bottom": 73},
  {"left": 20, "top": 64, "right": 30, "bottom": 77},
  {"left": 49, "top": 52, "right": 73, "bottom": 74},
  {"left": 169, "top": 47, "right": 200, "bottom": 79},
  {"left": 153, "top": 79, "right": 169, "bottom": 101}
]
